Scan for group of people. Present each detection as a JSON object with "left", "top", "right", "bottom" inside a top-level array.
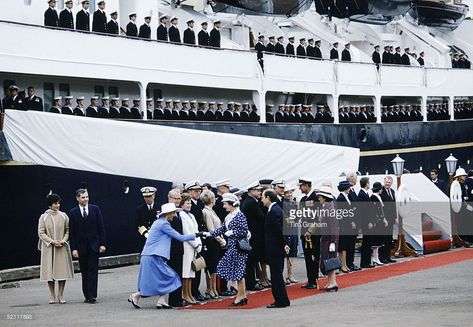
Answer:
[
  {"left": 372, "top": 45, "right": 425, "bottom": 66},
  {"left": 426, "top": 103, "right": 451, "bottom": 121},
  {"left": 454, "top": 102, "right": 473, "bottom": 120},
  {"left": 44, "top": 0, "right": 222, "bottom": 48},
  {"left": 339, "top": 105, "right": 377, "bottom": 123},
  {"left": 37, "top": 169, "right": 473, "bottom": 309},
  {"left": 267, "top": 104, "right": 334, "bottom": 123},
  {"left": 451, "top": 53, "right": 471, "bottom": 69},
  {"left": 381, "top": 104, "right": 424, "bottom": 122}
]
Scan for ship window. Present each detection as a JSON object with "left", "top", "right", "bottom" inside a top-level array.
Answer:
[
  {"left": 24, "top": 0, "right": 32, "bottom": 5},
  {"left": 43, "top": 82, "right": 55, "bottom": 111},
  {"left": 3, "top": 80, "right": 15, "bottom": 97},
  {"left": 109, "top": 86, "right": 118, "bottom": 98},
  {"left": 94, "top": 85, "right": 105, "bottom": 97},
  {"left": 59, "top": 83, "right": 70, "bottom": 97}
]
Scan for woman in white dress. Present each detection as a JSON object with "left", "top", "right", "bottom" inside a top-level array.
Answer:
[{"left": 179, "top": 193, "right": 202, "bottom": 304}]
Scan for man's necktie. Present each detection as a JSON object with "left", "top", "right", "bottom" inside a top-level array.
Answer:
[{"left": 83, "top": 207, "right": 88, "bottom": 219}]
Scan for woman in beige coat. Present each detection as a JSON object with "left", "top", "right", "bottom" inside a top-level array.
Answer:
[{"left": 38, "top": 194, "right": 74, "bottom": 304}]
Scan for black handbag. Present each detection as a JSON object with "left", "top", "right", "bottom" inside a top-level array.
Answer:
[
  {"left": 323, "top": 256, "right": 342, "bottom": 273},
  {"left": 237, "top": 239, "right": 252, "bottom": 254}
]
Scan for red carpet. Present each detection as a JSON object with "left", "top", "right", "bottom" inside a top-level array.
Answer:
[{"left": 184, "top": 249, "right": 473, "bottom": 310}]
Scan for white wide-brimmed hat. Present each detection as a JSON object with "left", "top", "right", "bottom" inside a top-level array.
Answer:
[{"left": 160, "top": 203, "right": 182, "bottom": 215}]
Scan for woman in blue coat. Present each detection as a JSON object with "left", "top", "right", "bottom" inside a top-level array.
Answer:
[
  {"left": 129, "top": 203, "right": 203, "bottom": 309},
  {"left": 204, "top": 193, "right": 250, "bottom": 306}
]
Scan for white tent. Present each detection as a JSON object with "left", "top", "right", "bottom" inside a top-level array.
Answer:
[{"left": 3, "top": 110, "right": 360, "bottom": 188}]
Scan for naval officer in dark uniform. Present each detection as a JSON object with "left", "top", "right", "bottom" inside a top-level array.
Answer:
[
  {"left": 76, "top": 1, "right": 90, "bottom": 31},
  {"left": 44, "top": 0, "right": 59, "bottom": 27},
  {"left": 86, "top": 96, "right": 99, "bottom": 118},
  {"left": 126, "top": 13, "right": 138, "bottom": 37},
  {"left": 183, "top": 19, "right": 196, "bottom": 45},
  {"left": 92, "top": 1, "right": 107, "bottom": 33},
  {"left": 330, "top": 42, "right": 339, "bottom": 60},
  {"left": 59, "top": 0, "right": 74, "bottom": 29},
  {"left": 209, "top": 20, "right": 221, "bottom": 48},
  {"left": 138, "top": 16, "right": 152, "bottom": 39},
  {"left": 157, "top": 14, "right": 169, "bottom": 41},
  {"left": 74, "top": 96, "right": 86, "bottom": 116},
  {"left": 62, "top": 96, "right": 74, "bottom": 115},
  {"left": 49, "top": 96, "right": 62, "bottom": 114},
  {"left": 169, "top": 16, "right": 181, "bottom": 43},
  {"left": 135, "top": 187, "right": 159, "bottom": 250},
  {"left": 107, "top": 11, "right": 119, "bottom": 35},
  {"left": 109, "top": 97, "right": 120, "bottom": 118},
  {"left": 198, "top": 22, "right": 210, "bottom": 46},
  {"left": 24, "top": 86, "right": 43, "bottom": 111}
]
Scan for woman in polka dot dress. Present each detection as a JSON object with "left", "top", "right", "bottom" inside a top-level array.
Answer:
[{"left": 209, "top": 193, "right": 249, "bottom": 306}]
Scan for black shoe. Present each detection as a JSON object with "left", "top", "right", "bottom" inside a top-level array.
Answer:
[
  {"left": 386, "top": 258, "right": 397, "bottom": 263},
  {"left": 229, "top": 298, "right": 248, "bottom": 306},
  {"left": 321, "top": 286, "right": 339, "bottom": 292},
  {"left": 380, "top": 259, "right": 389, "bottom": 264},
  {"left": 128, "top": 295, "right": 140, "bottom": 309},
  {"left": 248, "top": 283, "right": 264, "bottom": 291},
  {"left": 169, "top": 301, "right": 185, "bottom": 308},
  {"left": 301, "top": 283, "right": 317, "bottom": 289},
  {"left": 361, "top": 264, "right": 375, "bottom": 269},
  {"left": 266, "top": 303, "right": 289, "bottom": 308},
  {"left": 84, "top": 298, "right": 96, "bottom": 304},
  {"left": 196, "top": 294, "right": 208, "bottom": 302},
  {"left": 156, "top": 303, "right": 173, "bottom": 309},
  {"left": 350, "top": 265, "right": 361, "bottom": 271}
]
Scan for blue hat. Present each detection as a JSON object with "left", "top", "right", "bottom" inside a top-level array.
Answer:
[{"left": 337, "top": 180, "right": 351, "bottom": 192}]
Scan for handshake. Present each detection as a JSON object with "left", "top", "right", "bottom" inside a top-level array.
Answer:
[{"left": 195, "top": 232, "right": 212, "bottom": 239}]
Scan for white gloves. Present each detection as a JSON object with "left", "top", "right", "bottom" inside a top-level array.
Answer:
[
  {"left": 144, "top": 232, "right": 149, "bottom": 239},
  {"left": 194, "top": 244, "right": 202, "bottom": 253},
  {"left": 329, "top": 243, "right": 335, "bottom": 252},
  {"left": 224, "top": 230, "right": 234, "bottom": 237},
  {"left": 203, "top": 232, "right": 211, "bottom": 237},
  {"left": 383, "top": 219, "right": 388, "bottom": 228}
]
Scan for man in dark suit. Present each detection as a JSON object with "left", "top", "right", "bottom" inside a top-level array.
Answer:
[
  {"left": 86, "top": 96, "right": 99, "bottom": 118},
  {"left": 382, "top": 46, "right": 391, "bottom": 64},
  {"left": 296, "top": 38, "right": 306, "bottom": 57},
  {"left": 130, "top": 99, "right": 142, "bottom": 119},
  {"left": 330, "top": 42, "right": 339, "bottom": 60},
  {"left": 44, "top": 0, "right": 59, "bottom": 27},
  {"left": 119, "top": 98, "right": 131, "bottom": 119},
  {"left": 401, "top": 48, "right": 411, "bottom": 65},
  {"left": 157, "top": 15, "right": 169, "bottom": 41},
  {"left": 306, "top": 39, "right": 315, "bottom": 58},
  {"left": 209, "top": 20, "right": 221, "bottom": 48},
  {"left": 109, "top": 97, "right": 120, "bottom": 118},
  {"left": 380, "top": 176, "right": 397, "bottom": 263},
  {"left": 418, "top": 51, "right": 425, "bottom": 66},
  {"left": 59, "top": 0, "right": 74, "bottom": 29},
  {"left": 430, "top": 169, "right": 447, "bottom": 194},
  {"left": 345, "top": 172, "right": 360, "bottom": 271},
  {"left": 241, "top": 182, "right": 265, "bottom": 291},
  {"left": 183, "top": 19, "right": 196, "bottom": 45},
  {"left": 62, "top": 96, "right": 74, "bottom": 115},
  {"left": 126, "top": 13, "right": 138, "bottom": 37},
  {"left": 255, "top": 34, "right": 265, "bottom": 69},
  {"left": 169, "top": 16, "right": 181, "bottom": 43},
  {"left": 74, "top": 96, "right": 86, "bottom": 116},
  {"left": 266, "top": 36, "right": 275, "bottom": 53},
  {"left": 92, "top": 1, "right": 107, "bottom": 33},
  {"left": 275, "top": 36, "right": 285, "bottom": 54},
  {"left": 286, "top": 37, "right": 295, "bottom": 56},
  {"left": 69, "top": 189, "right": 107, "bottom": 303},
  {"left": 49, "top": 97, "right": 62, "bottom": 113},
  {"left": 76, "top": 0, "right": 91, "bottom": 31},
  {"left": 198, "top": 22, "right": 210, "bottom": 46},
  {"left": 23, "top": 86, "right": 43, "bottom": 111},
  {"left": 138, "top": 16, "right": 151, "bottom": 39},
  {"left": 393, "top": 47, "right": 402, "bottom": 64},
  {"left": 358, "top": 177, "right": 374, "bottom": 268},
  {"left": 314, "top": 40, "right": 322, "bottom": 59},
  {"left": 298, "top": 177, "right": 320, "bottom": 289},
  {"left": 185, "top": 181, "right": 209, "bottom": 302},
  {"left": 3, "top": 85, "right": 24, "bottom": 110},
  {"left": 167, "top": 189, "right": 185, "bottom": 307},
  {"left": 372, "top": 45, "right": 381, "bottom": 64},
  {"left": 135, "top": 187, "right": 158, "bottom": 250},
  {"left": 98, "top": 96, "right": 109, "bottom": 118},
  {"left": 107, "top": 11, "right": 119, "bottom": 35},
  {"left": 341, "top": 42, "right": 351, "bottom": 61},
  {"left": 262, "top": 189, "right": 290, "bottom": 308}
]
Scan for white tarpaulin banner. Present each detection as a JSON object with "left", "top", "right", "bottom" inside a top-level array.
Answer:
[{"left": 3, "top": 110, "right": 360, "bottom": 188}]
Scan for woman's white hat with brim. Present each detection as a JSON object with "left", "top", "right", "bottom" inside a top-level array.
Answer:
[{"left": 160, "top": 203, "right": 182, "bottom": 215}]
